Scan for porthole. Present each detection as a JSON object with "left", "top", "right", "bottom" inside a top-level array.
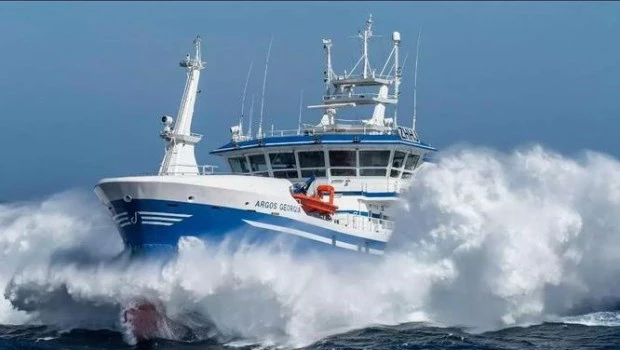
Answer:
[
  {"left": 123, "top": 195, "right": 132, "bottom": 203},
  {"left": 188, "top": 196, "right": 195, "bottom": 202}
]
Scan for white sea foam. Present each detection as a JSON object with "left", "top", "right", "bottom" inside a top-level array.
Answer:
[
  {"left": 2, "top": 145, "right": 620, "bottom": 347},
  {"left": 560, "top": 312, "right": 620, "bottom": 327}
]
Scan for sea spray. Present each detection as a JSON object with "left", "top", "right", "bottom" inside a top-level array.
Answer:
[
  {"left": 0, "top": 190, "right": 122, "bottom": 325},
  {"left": 2, "top": 145, "right": 620, "bottom": 347},
  {"left": 390, "top": 145, "right": 620, "bottom": 328}
]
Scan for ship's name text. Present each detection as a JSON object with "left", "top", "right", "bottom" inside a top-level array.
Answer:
[{"left": 255, "top": 200, "right": 301, "bottom": 213}]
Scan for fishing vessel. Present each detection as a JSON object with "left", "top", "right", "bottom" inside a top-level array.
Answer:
[{"left": 94, "top": 16, "right": 437, "bottom": 259}]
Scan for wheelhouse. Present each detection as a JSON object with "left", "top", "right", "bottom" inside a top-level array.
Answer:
[
  {"left": 211, "top": 15, "right": 438, "bottom": 197},
  {"left": 211, "top": 130, "right": 433, "bottom": 181}
]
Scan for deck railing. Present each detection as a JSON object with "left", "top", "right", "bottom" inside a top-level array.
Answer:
[
  {"left": 334, "top": 213, "right": 394, "bottom": 239},
  {"left": 254, "top": 124, "right": 393, "bottom": 138},
  {"left": 244, "top": 123, "right": 422, "bottom": 142},
  {"left": 322, "top": 93, "right": 398, "bottom": 101}
]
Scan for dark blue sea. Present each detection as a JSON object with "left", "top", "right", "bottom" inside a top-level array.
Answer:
[{"left": 2, "top": 322, "right": 620, "bottom": 349}]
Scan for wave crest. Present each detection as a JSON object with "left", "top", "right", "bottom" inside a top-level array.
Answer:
[{"left": 2, "top": 145, "right": 620, "bottom": 346}]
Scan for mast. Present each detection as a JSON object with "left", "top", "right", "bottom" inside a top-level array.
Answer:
[
  {"left": 393, "top": 30, "right": 401, "bottom": 127},
  {"left": 413, "top": 30, "right": 421, "bottom": 131},
  {"left": 158, "top": 36, "right": 205, "bottom": 175},
  {"left": 226, "top": 16, "right": 413, "bottom": 142},
  {"left": 257, "top": 36, "right": 273, "bottom": 139},
  {"left": 361, "top": 14, "right": 373, "bottom": 79},
  {"left": 248, "top": 94, "right": 255, "bottom": 136},
  {"left": 297, "top": 89, "right": 304, "bottom": 135},
  {"left": 239, "top": 60, "right": 254, "bottom": 136},
  {"left": 323, "top": 39, "right": 334, "bottom": 94},
  {"left": 308, "top": 16, "right": 403, "bottom": 130}
]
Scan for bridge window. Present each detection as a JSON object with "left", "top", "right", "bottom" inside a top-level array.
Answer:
[
  {"left": 248, "top": 154, "right": 268, "bottom": 172},
  {"left": 359, "top": 150, "right": 390, "bottom": 167},
  {"left": 298, "top": 151, "right": 325, "bottom": 168},
  {"left": 298, "top": 151, "right": 325, "bottom": 178},
  {"left": 404, "top": 154, "right": 420, "bottom": 170},
  {"left": 301, "top": 169, "right": 326, "bottom": 178},
  {"left": 360, "top": 169, "right": 387, "bottom": 176},
  {"left": 269, "top": 152, "right": 297, "bottom": 170},
  {"left": 392, "top": 151, "right": 406, "bottom": 168},
  {"left": 390, "top": 169, "right": 401, "bottom": 178},
  {"left": 331, "top": 168, "right": 356, "bottom": 176},
  {"left": 329, "top": 150, "right": 356, "bottom": 167},
  {"left": 273, "top": 170, "right": 299, "bottom": 179},
  {"left": 228, "top": 156, "right": 249, "bottom": 173}
]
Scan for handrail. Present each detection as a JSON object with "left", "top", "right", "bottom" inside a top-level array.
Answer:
[
  {"left": 228, "top": 120, "right": 433, "bottom": 142},
  {"left": 156, "top": 164, "right": 219, "bottom": 176},
  {"left": 130, "top": 169, "right": 260, "bottom": 177},
  {"left": 260, "top": 124, "right": 398, "bottom": 138},
  {"left": 323, "top": 93, "right": 398, "bottom": 101},
  {"left": 247, "top": 126, "right": 400, "bottom": 138},
  {"left": 269, "top": 128, "right": 300, "bottom": 137},
  {"left": 333, "top": 74, "right": 396, "bottom": 82},
  {"left": 360, "top": 181, "right": 401, "bottom": 194},
  {"left": 334, "top": 213, "right": 393, "bottom": 239}
]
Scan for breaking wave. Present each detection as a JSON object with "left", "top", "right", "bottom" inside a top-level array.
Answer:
[{"left": 2, "top": 145, "right": 620, "bottom": 347}]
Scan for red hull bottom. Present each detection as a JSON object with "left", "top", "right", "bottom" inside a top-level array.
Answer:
[{"left": 121, "top": 298, "right": 170, "bottom": 343}]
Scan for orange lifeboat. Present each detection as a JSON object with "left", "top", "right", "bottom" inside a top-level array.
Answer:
[{"left": 293, "top": 184, "right": 339, "bottom": 216}]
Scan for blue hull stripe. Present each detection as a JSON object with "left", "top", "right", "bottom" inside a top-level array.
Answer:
[{"left": 109, "top": 199, "right": 387, "bottom": 256}]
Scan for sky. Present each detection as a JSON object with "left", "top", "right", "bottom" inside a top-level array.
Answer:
[{"left": 0, "top": 1, "right": 619, "bottom": 201}]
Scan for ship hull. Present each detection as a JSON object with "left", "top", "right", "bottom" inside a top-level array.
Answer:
[{"left": 94, "top": 175, "right": 388, "bottom": 258}]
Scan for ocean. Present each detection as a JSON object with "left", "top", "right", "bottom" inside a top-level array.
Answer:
[
  {"left": 2, "top": 145, "right": 620, "bottom": 349},
  {"left": 3, "top": 322, "right": 620, "bottom": 349}
]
